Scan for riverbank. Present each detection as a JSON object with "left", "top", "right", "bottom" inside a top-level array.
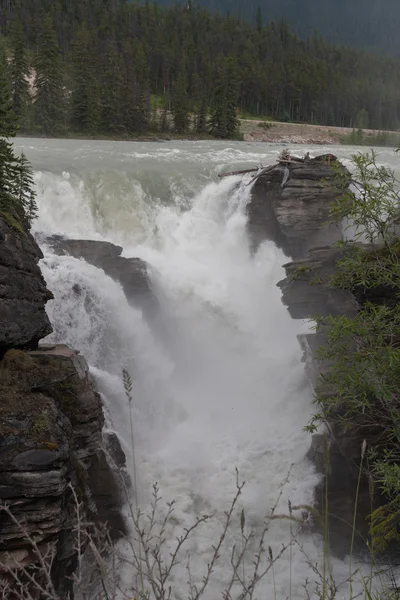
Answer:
[
  {"left": 16, "top": 121, "right": 400, "bottom": 146},
  {"left": 241, "top": 119, "right": 400, "bottom": 145}
]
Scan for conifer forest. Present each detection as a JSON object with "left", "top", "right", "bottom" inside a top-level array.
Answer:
[{"left": 1, "top": 0, "right": 400, "bottom": 139}]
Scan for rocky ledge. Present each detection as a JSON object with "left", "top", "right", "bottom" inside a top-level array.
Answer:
[
  {"left": 0, "top": 218, "right": 126, "bottom": 597},
  {"left": 0, "top": 217, "right": 52, "bottom": 355},
  {"left": 248, "top": 154, "right": 373, "bottom": 556},
  {"left": 247, "top": 153, "right": 350, "bottom": 258},
  {"left": 45, "top": 236, "right": 156, "bottom": 315}
]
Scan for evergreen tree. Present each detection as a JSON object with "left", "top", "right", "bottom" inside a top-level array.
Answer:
[
  {"left": 34, "top": 13, "right": 65, "bottom": 136},
  {"left": 13, "top": 152, "right": 38, "bottom": 224},
  {"left": 99, "top": 40, "right": 124, "bottom": 134},
  {"left": 0, "top": 43, "right": 19, "bottom": 214},
  {"left": 9, "top": 17, "right": 30, "bottom": 128},
  {"left": 0, "top": 47, "right": 36, "bottom": 227},
  {"left": 71, "top": 25, "right": 100, "bottom": 133},
  {"left": 209, "top": 57, "right": 240, "bottom": 139},
  {"left": 172, "top": 70, "right": 189, "bottom": 134},
  {"left": 255, "top": 6, "right": 263, "bottom": 33}
]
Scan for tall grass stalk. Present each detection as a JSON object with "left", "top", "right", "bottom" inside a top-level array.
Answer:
[{"left": 349, "top": 440, "right": 367, "bottom": 598}]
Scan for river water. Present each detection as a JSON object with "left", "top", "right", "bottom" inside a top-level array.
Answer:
[{"left": 15, "top": 139, "right": 398, "bottom": 599}]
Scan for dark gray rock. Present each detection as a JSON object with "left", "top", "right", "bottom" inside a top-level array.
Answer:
[
  {"left": 0, "top": 345, "right": 126, "bottom": 597},
  {"left": 0, "top": 218, "right": 52, "bottom": 355},
  {"left": 45, "top": 236, "right": 156, "bottom": 314},
  {"left": 248, "top": 155, "right": 350, "bottom": 259},
  {"left": 277, "top": 246, "right": 358, "bottom": 319}
]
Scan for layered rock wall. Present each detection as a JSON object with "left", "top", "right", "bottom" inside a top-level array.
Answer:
[
  {"left": 248, "top": 154, "right": 373, "bottom": 556},
  {"left": 0, "top": 218, "right": 126, "bottom": 598},
  {"left": 0, "top": 218, "right": 52, "bottom": 355}
]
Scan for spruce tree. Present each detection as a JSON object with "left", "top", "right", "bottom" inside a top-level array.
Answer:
[
  {"left": 209, "top": 57, "right": 240, "bottom": 139},
  {"left": 0, "top": 42, "right": 19, "bottom": 215},
  {"left": 99, "top": 40, "right": 124, "bottom": 134},
  {"left": 34, "top": 13, "right": 65, "bottom": 136},
  {"left": 172, "top": 70, "right": 189, "bottom": 134},
  {"left": 71, "top": 25, "right": 100, "bottom": 133},
  {"left": 9, "top": 17, "right": 30, "bottom": 129},
  {"left": 0, "top": 47, "right": 36, "bottom": 227},
  {"left": 13, "top": 152, "right": 38, "bottom": 224}
]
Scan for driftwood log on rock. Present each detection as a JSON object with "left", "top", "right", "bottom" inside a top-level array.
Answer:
[
  {"left": 246, "top": 153, "right": 350, "bottom": 257},
  {"left": 218, "top": 167, "right": 259, "bottom": 178}
]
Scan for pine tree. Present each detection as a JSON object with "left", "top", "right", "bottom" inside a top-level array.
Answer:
[
  {"left": 71, "top": 25, "right": 100, "bottom": 133},
  {"left": 34, "top": 13, "right": 65, "bottom": 136},
  {"left": 0, "top": 43, "right": 19, "bottom": 215},
  {"left": 209, "top": 57, "right": 240, "bottom": 139},
  {"left": 13, "top": 152, "right": 38, "bottom": 224},
  {"left": 9, "top": 17, "right": 30, "bottom": 128},
  {"left": 255, "top": 6, "right": 263, "bottom": 33},
  {"left": 0, "top": 47, "right": 36, "bottom": 227},
  {"left": 172, "top": 70, "right": 189, "bottom": 134},
  {"left": 99, "top": 40, "right": 124, "bottom": 134}
]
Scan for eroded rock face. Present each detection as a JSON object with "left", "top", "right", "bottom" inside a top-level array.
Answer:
[
  {"left": 0, "top": 218, "right": 52, "bottom": 354},
  {"left": 278, "top": 246, "right": 357, "bottom": 320},
  {"left": 248, "top": 155, "right": 350, "bottom": 258},
  {"left": 45, "top": 237, "right": 155, "bottom": 313},
  {"left": 0, "top": 345, "right": 125, "bottom": 598}
]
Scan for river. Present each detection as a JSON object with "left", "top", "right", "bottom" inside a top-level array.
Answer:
[{"left": 15, "top": 138, "right": 397, "bottom": 599}]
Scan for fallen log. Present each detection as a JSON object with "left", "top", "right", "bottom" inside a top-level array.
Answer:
[{"left": 218, "top": 167, "right": 259, "bottom": 178}]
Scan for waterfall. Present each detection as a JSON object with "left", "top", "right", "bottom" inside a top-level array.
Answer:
[{"left": 19, "top": 138, "right": 368, "bottom": 598}]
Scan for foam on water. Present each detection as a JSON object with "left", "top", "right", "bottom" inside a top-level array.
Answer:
[{"left": 20, "top": 139, "right": 380, "bottom": 598}]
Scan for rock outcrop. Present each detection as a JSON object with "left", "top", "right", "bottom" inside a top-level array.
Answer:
[
  {"left": 0, "top": 218, "right": 127, "bottom": 598},
  {"left": 278, "top": 247, "right": 373, "bottom": 557},
  {"left": 0, "top": 217, "right": 52, "bottom": 355},
  {"left": 247, "top": 154, "right": 350, "bottom": 258},
  {"left": 45, "top": 236, "right": 156, "bottom": 314},
  {"left": 0, "top": 345, "right": 126, "bottom": 597},
  {"left": 248, "top": 155, "right": 375, "bottom": 556}
]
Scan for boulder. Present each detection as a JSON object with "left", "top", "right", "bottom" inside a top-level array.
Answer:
[
  {"left": 0, "top": 345, "right": 126, "bottom": 598},
  {"left": 247, "top": 154, "right": 350, "bottom": 258},
  {"left": 45, "top": 237, "right": 156, "bottom": 314},
  {"left": 0, "top": 217, "right": 52, "bottom": 355}
]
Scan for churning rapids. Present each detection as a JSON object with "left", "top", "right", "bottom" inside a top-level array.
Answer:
[{"left": 16, "top": 138, "right": 396, "bottom": 599}]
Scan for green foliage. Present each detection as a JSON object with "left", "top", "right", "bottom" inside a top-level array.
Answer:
[
  {"left": 8, "top": 17, "right": 30, "bottom": 129},
  {"left": 306, "top": 150, "right": 400, "bottom": 551},
  {"left": 209, "top": 57, "right": 240, "bottom": 139},
  {"left": 34, "top": 13, "right": 65, "bottom": 136},
  {"left": 2, "top": 2, "right": 400, "bottom": 136},
  {"left": 171, "top": 70, "right": 189, "bottom": 134},
  {"left": 71, "top": 25, "right": 100, "bottom": 133},
  {"left": 0, "top": 43, "right": 37, "bottom": 228},
  {"left": 356, "top": 108, "right": 370, "bottom": 130}
]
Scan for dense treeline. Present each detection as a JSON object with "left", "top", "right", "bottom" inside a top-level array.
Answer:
[
  {"left": 154, "top": 0, "right": 400, "bottom": 57},
  {"left": 1, "top": 0, "right": 400, "bottom": 138}
]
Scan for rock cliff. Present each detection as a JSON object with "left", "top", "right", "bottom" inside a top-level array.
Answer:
[
  {"left": 45, "top": 236, "right": 156, "bottom": 315},
  {"left": 0, "top": 218, "right": 126, "bottom": 597},
  {"left": 0, "top": 218, "right": 52, "bottom": 355},
  {"left": 247, "top": 154, "right": 349, "bottom": 257},
  {"left": 248, "top": 154, "right": 373, "bottom": 556}
]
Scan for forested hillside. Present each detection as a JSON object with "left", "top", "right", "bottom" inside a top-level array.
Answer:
[
  {"left": 152, "top": 0, "right": 400, "bottom": 56},
  {"left": 1, "top": 0, "right": 400, "bottom": 138}
]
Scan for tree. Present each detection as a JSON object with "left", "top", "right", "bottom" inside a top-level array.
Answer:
[
  {"left": 0, "top": 42, "right": 19, "bottom": 214},
  {"left": 99, "top": 40, "right": 124, "bottom": 134},
  {"left": 171, "top": 70, "right": 189, "bottom": 134},
  {"left": 209, "top": 57, "right": 240, "bottom": 139},
  {"left": 34, "top": 13, "right": 65, "bottom": 136},
  {"left": 0, "top": 47, "right": 36, "bottom": 227},
  {"left": 9, "top": 17, "right": 30, "bottom": 128},
  {"left": 300, "top": 151, "right": 400, "bottom": 551},
  {"left": 255, "top": 6, "right": 263, "bottom": 33},
  {"left": 71, "top": 25, "right": 100, "bottom": 133}
]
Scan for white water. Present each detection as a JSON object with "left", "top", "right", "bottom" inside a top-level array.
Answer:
[{"left": 17, "top": 139, "right": 383, "bottom": 599}]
